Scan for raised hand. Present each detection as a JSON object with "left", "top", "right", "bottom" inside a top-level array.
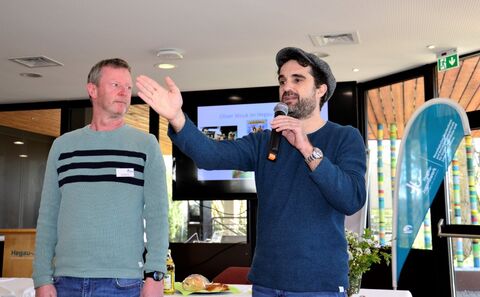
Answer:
[{"left": 136, "top": 75, "right": 186, "bottom": 131}]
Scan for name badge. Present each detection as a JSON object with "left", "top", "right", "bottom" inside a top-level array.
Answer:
[{"left": 116, "top": 168, "right": 134, "bottom": 177}]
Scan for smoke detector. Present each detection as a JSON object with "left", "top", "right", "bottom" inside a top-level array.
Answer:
[
  {"left": 9, "top": 55, "right": 63, "bottom": 68},
  {"left": 309, "top": 32, "right": 360, "bottom": 47},
  {"left": 156, "top": 48, "right": 184, "bottom": 60}
]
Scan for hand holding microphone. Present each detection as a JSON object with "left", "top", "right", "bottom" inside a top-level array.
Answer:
[{"left": 267, "top": 103, "right": 289, "bottom": 161}]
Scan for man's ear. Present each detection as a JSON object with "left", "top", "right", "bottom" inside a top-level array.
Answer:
[
  {"left": 87, "top": 83, "right": 97, "bottom": 100},
  {"left": 316, "top": 84, "right": 327, "bottom": 100}
]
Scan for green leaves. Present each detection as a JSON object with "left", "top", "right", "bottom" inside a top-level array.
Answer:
[{"left": 346, "top": 228, "right": 391, "bottom": 279}]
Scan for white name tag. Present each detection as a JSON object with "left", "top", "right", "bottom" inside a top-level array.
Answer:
[{"left": 116, "top": 168, "right": 134, "bottom": 177}]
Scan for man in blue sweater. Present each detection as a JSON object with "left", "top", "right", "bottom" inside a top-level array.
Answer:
[
  {"left": 33, "top": 58, "right": 169, "bottom": 297},
  {"left": 136, "top": 47, "right": 366, "bottom": 296}
]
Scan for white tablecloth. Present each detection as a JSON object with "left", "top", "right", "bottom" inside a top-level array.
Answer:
[
  {"left": 353, "top": 288, "right": 413, "bottom": 297},
  {"left": 0, "top": 278, "right": 35, "bottom": 297},
  {"left": 0, "top": 279, "right": 412, "bottom": 297}
]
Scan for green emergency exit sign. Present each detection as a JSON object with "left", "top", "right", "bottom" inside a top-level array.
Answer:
[{"left": 437, "top": 52, "right": 459, "bottom": 72}]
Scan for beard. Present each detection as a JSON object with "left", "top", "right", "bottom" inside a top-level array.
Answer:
[{"left": 283, "top": 90, "right": 317, "bottom": 119}]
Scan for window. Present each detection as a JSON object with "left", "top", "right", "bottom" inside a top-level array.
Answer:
[
  {"left": 158, "top": 114, "right": 248, "bottom": 243},
  {"left": 438, "top": 54, "right": 480, "bottom": 272},
  {"left": 0, "top": 108, "right": 60, "bottom": 228},
  {"left": 366, "top": 77, "right": 430, "bottom": 248}
]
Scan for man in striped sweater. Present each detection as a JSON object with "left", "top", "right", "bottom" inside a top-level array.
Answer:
[{"left": 33, "top": 59, "right": 169, "bottom": 297}]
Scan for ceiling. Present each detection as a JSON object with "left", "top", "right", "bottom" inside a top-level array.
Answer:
[{"left": 1, "top": 0, "right": 480, "bottom": 105}]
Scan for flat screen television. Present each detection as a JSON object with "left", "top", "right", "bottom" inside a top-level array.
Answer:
[{"left": 173, "top": 82, "right": 358, "bottom": 200}]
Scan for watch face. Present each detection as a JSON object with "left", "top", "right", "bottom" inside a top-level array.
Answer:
[
  {"left": 313, "top": 148, "right": 322, "bottom": 158},
  {"left": 146, "top": 271, "right": 164, "bottom": 281}
]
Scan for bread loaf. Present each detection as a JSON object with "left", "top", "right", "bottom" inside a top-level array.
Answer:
[{"left": 182, "top": 274, "right": 210, "bottom": 291}]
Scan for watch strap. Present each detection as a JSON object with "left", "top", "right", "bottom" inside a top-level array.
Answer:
[
  {"left": 305, "top": 147, "right": 323, "bottom": 164},
  {"left": 144, "top": 271, "right": 165, "bottom": 281}
]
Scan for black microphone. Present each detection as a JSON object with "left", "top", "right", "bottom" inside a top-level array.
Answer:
[{"left": 267, "top": 102, "right": 289, "bottom": 161}]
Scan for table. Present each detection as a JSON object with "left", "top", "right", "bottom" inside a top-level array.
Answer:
[
  {"left": 353, "top": 288, "right": 413, "bottom": 297},
  {"left": 0, "top": 278, "right": 34, "bottom": 297},
  {"left": 0, "top": 279, "right": 412, "bottom": 297}
]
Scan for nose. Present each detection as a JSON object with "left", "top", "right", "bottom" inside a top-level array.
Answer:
[
  {"left": 281, "top": 80, "right": 294, "bottom": 92},
  {"left": 118, "top": 85, "right": 131, "bottom": 96}
]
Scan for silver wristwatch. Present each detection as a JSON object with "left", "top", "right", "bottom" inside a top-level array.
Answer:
[{"left": 305, "top": 147, "right": 323, "bottom": 164}]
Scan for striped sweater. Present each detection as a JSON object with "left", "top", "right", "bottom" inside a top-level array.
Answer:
[{"left": 32, "top": 125, "right": 169, "bottom": 288}]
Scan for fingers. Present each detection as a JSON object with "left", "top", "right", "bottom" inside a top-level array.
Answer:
[
  {"left": 164, "top": 76, "right": 180, "bottom": 93},
  {"left": 136, "top": 91, "right": 150, "bottom": 104},
  {"left": 136, "top": 75, "right": 179, "bottom": 95},
  {"left": 137, "top": 75, "right": 162, "bottom": 88},
  {"left": 271, "top": 115, "right": 295, "bottom": 127},
  {"left": 136, "top": 75, "right": 163, "bottom": 96}
]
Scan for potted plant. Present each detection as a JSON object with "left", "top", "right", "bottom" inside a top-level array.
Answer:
[{"left": 346, "top": 228, "right": 391, "bottom": 296}]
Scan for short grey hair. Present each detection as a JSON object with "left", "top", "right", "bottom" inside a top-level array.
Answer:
[{"left": 87, "top": 58, "right": 131, "bottom": 85}]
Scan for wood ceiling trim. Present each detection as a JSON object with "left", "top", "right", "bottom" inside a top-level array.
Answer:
[
  {"left": 391, "top": 82, "right": 405, "bottom": 138},
  {"left": 462, "top": 57, "right": 480, "bottom": 110},
  {"left": 367, "top": 90, "right": 384, "bottom": 139},
  {"left": 439, "top": 66, "right": 461, "bottom": 99},
  {"left": 0, "top": 109, "right": 60, "bottom": 137},
  {"left": 379, "top": 86, "right": 396, "bottom": 124},
  {"left": 366, "top": 93, "right": 379, "bottom": 140},
  {"left": 438, "top": 70, "right": 445, "bottom": 91},
  {"left": 368, "top": 89, "right": 387, "bottom": 122},
  {"left": 469, "top": 83, "right": 480, "bottom": 111},
  {"left": 402, "top": 79, "right": 416, "bottom": 122},
  {"left": 453, "top": 58, "right": 477, "bottom": 108}
]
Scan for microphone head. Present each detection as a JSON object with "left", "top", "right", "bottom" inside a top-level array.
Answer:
[{"left": 274, "top": 102, "right": 289, "bottom": 115}]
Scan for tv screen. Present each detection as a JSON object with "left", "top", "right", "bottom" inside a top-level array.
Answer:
[
  {"left": 197, "top": 102, "right": 273, "bottom": 182},
  {"left": 172, "top": 83, "right": 356, "bottom": 201}
]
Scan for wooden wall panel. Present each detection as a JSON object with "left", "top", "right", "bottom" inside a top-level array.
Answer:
[
  {"left": 0, "top": 229, "right": 36, "bottom": 277},
  {"left": 0, "top": 109, "right": 60, "bottom": 137}
]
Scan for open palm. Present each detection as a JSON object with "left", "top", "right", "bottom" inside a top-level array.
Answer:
[{"left": 136, "top": 75, "right": 183, "bottom": 122}]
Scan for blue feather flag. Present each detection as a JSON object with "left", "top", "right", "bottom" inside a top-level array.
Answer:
[{"left": 392, "top": 98, "right": 470, "bottom": 288}]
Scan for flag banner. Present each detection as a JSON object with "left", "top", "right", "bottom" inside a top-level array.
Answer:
[{"left": 392, "top": 98, "right": 470, "bottom": 288}]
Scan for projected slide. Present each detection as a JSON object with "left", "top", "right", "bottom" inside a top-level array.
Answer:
[
  {"left": 196, "top": 101, "right": 328, "bottom": 181},
  {"left": 197, "top": 102, "right": 276, "bottom": 181}
]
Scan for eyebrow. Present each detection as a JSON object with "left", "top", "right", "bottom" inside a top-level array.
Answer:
[
  {"left": 278, "top": 73, "right": 307, "bottom": 80},
  {"left": 110, "top": 80, "right": 132, "bottom": 86}
]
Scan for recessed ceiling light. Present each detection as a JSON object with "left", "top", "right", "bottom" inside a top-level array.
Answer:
[
  {"left": 20, "top": 72, "right": 42, "bottom": 78},
  {"left": 352, "top": 68, "right": 360, "bottom": 72},
  {"left": 156, "top": 63, "right": 176, "bottom": 70},
  {"left": 228, "top": 95, "right": 243, "bottom": 101},
  {"left": 19, "top": 154, "right": 28, "bottom": 158},
  {"left": 13, "top": 141, "right": 24, "bottom": 145},
  {"left": 427, "top": 45, "right": 436, "bottom": 50}
]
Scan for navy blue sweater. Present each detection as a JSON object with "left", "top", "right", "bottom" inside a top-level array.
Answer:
[{"left": 170, "top": 117, "right": 366, "bottom": 292}]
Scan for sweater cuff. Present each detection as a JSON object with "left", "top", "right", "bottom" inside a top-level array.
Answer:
[{"left": 33, "top": 275, "right": 54, "bottom": 288}]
